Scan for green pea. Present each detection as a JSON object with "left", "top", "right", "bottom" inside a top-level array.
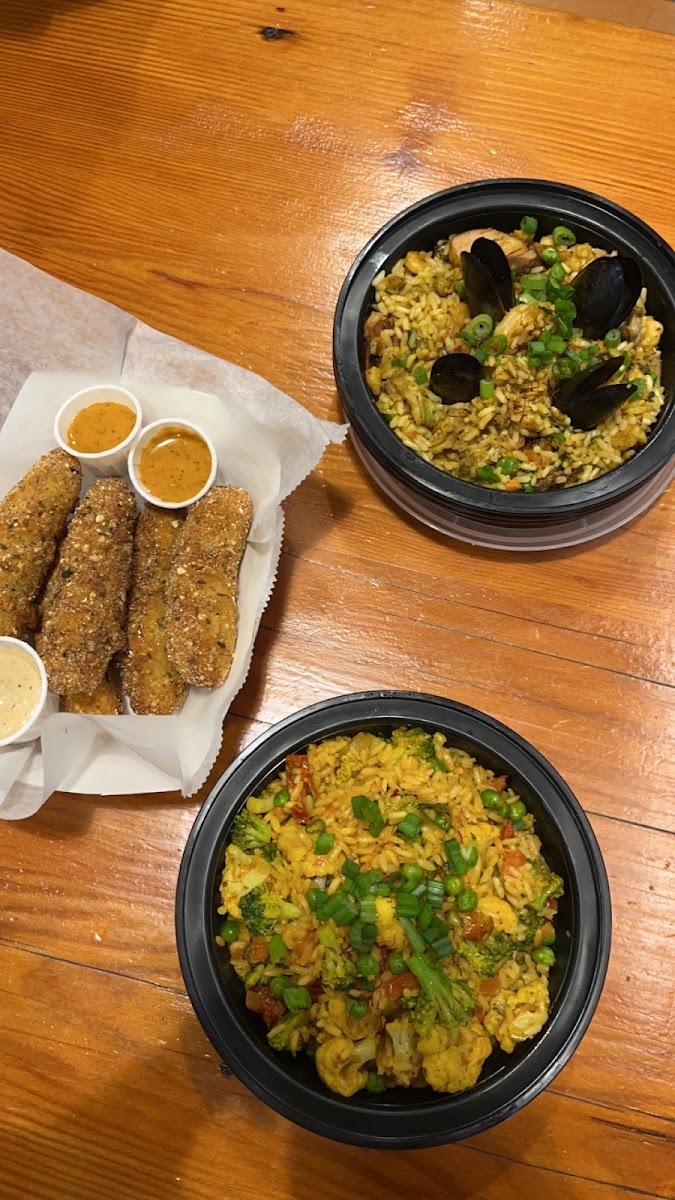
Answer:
[
  {"left": 541, "top": 930, "right": 556, "bottom": 946},
  {"left": 456, "top": 888, "right": 478, "bottom": 912},
  {"left": 443, "top": 875, "right": 462, "bottom": 896},
  {"left": 476, "top": 465, "right": 499, "bottom": 482},
  {"left": 273, "top": 787, "right": 290, "bottom": 807},
  {"left": 532, "top": 946, "right": 556, "bottom": 966},
  {"left": 387, "top": 951, "right": 408, "bottom": 975},
  {"left": 366, "top": 1071, "right": 386, "bottom": 1094},
  {"left": 498, "top": 456, "right": 520, "bottom": 477},
  {"left": 481, "top": 788, "right": 503, "bottom": 811},
  {"left": 509, "top": 800, "right": 527, "bottom": 822},
  {"left": 347, "top": 999, "right": 369, "bottom": 1019},
  {"left": 401, "top": 863, "right": 423, "bottom": 884},
  {"left": 357, "top": 954, "right": 379, "bottom": 978},
  {"left": 219, "top": 919, "right": 240, "bottom": 944}
]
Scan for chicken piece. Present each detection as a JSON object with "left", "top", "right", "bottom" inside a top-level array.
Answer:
[
  {"left": 376, "top": 1016, "right": 422, "bottom": 1087},
  {"left": 610, "top": 424, "right": 647, "bottom": 453},
  {"left": 120, "top": 506, "right": 187, "bottom": 715},
  {"left": 448, "top": 228, "right": 539, "bottom": 272},
  {"left": 37, "top": 478, "right": 136, "bottom": 695},
  {"left": 476, "top": 895, "right": 518, "bottom": 935},
  {"left": 363, "top": 311, "right": 395, "bottom": 356},
  {"left": 60, "top": 668, "right": 124, "bottom": 715},
  {"left": 483, "top": 980, "right": 549, "bottom": 1053},
  {"left": 634, "top": 315, "right": 663, "bottom": 355},
  {"left": 495, "top": 302, "right": 556, "bottom": 352},
  {"left": 165, "top": 486, "right": 253, "bottom": 688},
  {"left": 315, "top": 1036, "right": 377, "bottom": 1097},
  {"left": 374, "top": 896, "right": 407, "bottom": 950},
  {"left": 0, "top": 449, "right": 82, "bottom": 639},
  {"left": 418, "top": 1020, "right": 492, "bottom": 1093}
]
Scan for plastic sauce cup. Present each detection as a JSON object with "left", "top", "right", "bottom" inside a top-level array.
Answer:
[
  {"left": 128, "top": 418, "right": 217, "bottom": 509},
  {"left": 54, "top": 384, "right": 143, "bottom": 477},
  {"left": 0, "top": 638, "right": 56, "bottom": 748}
]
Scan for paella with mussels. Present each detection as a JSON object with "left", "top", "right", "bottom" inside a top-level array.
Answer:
[
  {"left": 216, "top": 728, "right": 563, "bottom": 1097},
  {"left": 364, "top": 218, "right": 666, "bottom": 490}
]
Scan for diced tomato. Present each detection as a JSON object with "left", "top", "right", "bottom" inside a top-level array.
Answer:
[
  {"left": 503, "top": 849, "right": 526, "bottom": 870},
  {"left": 500, "top": 820, "right": 515, "bottom": 841},
  {"left": 461, "top": 911, "right": 494, "bottom": 942},
  {"left": 291, "top": 804, "right": 311, "bottom": 824},
  {"left": 249, "top": 940, "right": 270, "bottom": 963},
  {"left": 382, "top": 972, "right": 419, "bottom": 1003},
  {"left": 491, "top": 776, "right": 507, "bottom": 793},
  {"left": 259, "top": 986, "right": 285, "bottom": 1029},
  {"left": 286, "top": 753, "right": 318, "bottom": 799}
]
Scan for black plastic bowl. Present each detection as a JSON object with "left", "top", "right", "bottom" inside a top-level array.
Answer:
[
  {"left": 176, "top": 691, "right": 611, "bottom": 1149},
  {"left": 333, "top": 180, "right": 675, "bottom": 527}
]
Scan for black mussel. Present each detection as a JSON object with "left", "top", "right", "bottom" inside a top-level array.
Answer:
[
  {"left": 554, "top": 357, "right": 634, "bottom": 430},
  {"left": 429, "top": 353, "right": 482, "bottom": 405},
  {"left": 460, "top": 237, "right": 514, "bottom": 323},
  {"left": 573, "top": 255, "right": 642, "bottom": 338}
]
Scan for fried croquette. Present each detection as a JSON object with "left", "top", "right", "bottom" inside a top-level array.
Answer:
[
  {"left": 0, "top": 449, "right": 82, "bottom": 638},
  {"left": 60, "top": 668, "right": 124, "bottom": 715},
  {"left": 165, "top": 486, "right": 252, "bottom": 688}
]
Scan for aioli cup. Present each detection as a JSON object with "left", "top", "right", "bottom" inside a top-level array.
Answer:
[
  {"left": 0, "top": 638, "right": 56, "bottom": 749},
  {"left": 54, "top": 384, "right": 143, "bottom": 477},
  {"left": 128, "top": 418, "right": 217, "bottom": 509}
]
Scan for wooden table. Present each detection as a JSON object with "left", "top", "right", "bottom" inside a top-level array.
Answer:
[{"left": 1, "top": 1, "right": 674, "bottom": 1196}]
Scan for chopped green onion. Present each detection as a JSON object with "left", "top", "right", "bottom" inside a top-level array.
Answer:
[
  {"left": 307, "top": 817, "right": 326, "bottom": 835},
  {"left": 455, "top": 279, "right": 467, "bottom": 299},
  {"left": 485, "top": 334, "right": 507, "bottom": 356},
  {"left": 520, "top": 215, "right": 538, "bottom": 236},
  {"left": 552, "top": 225, "right": 576, "bottom": 247},
  {"left": 359, "top": 895, "right": 378, "bottom": 924},
  {"left": 550, "top": 263, "right": 566, "bottom": 282},
  {"left": 522, "top": 482, "right": 536, "bottom": 493},
  {"left": 632, "top": 377, "right": 646, "bottom": 399},
  {"left": 418, "top": 902, "right": 433, "bottom": 932},
  {"left": 444, "top": 838, "right": 478, "bottom": 875},
  {"left": 273, "top": 787, "right": 290, "bottom": 807},
  {"left": 426, "top": 879, "right": 445, "bottom": 909},
  {"left": 391, "top": 355, "right": 409, "bottom": 368},
  {"left": 284, "top": 986, "right": 312, "bottom": 1012},
  {"left": 476, "top": 465, "right": 499, "bottom": 482},
  {"left": 349, "top": 921, "right": 376, "bottom": 953},
  {"left": 413, "top": 365, "right": 428, "bottom": 387},
  {"left": 480, "top": 380, "right": 495, "bottom": 400},
  {"left": 532, "top": 946, "right": 556, "bottom": 966},
  {"left": 366, "top": 1071, "right": 386, "bottom": 1094},
  {"left": 541, "top": 247, "right": 560, "bottom": 267},
  {"left": 498, "top": 456, "right": 519, "bottom": 477},
  {"left": 456, "top": 887, "right": 478, "bottom": 912},
  {"left": 354, "top": 869, "right": 383, "bottom": 896},
  {"left": 397, "top": 813, "right": 423, "bottom": 841},
  {"left": 367, "top": 808, "right": 385, "bottom": 839},
  {"left": 268, "top": 933, "right": 288, "bottom": 962},
  {"left": 321, "top": 893, "right": 358, "bottom": 925},
  {"left": 549, "top": 336, "right": 567, "bottom": 355},
  {"left": 270, "top": 975, "right": 290, "bottom": 998},
  {"left": 351, "top": 795, "right": 367, "bottom": 818},
  {"left": 529, "top": 340, "right": 545, "bottom": 356},
  {"left": 432, "top": 937, "right": 454, "bottom": 959},
  {"left": 314, "top": 832, "right": 334, "bottom": 855},
  {"left": 407, "top": 329, "right": 418, "bottom": 349},
  {"left": 374, "top": 882, "right": 391, "bottom": 897},
  {"left": 306, "top": 887, "right": 325, "bottom": 913},
  {"left": 356, "top": 953, "right": 379, "bottom": 978},
  {"left": 219, "top": 919, "right": 240, "bottom": 944},
  {"left": 604, "top": 329, "right": 621, "bottom": 349},
  {"left": 422, "top": 915, "right": 449, "bottom": 944},
  {"left": 473, "top": 346, "right": 489, "bottom": 365},
  {"left": 557, "top": 357, "right": 578, "bottom": 379},
  {"left": 348, "top": 998, "right": 369, "bottom": 1019},
  {"left": 395, "top": 891, "right": 421, "bottom": 918},
  {"left": 429, "top": 756, "right": 447, "bottom": 774},
  {"left": 342, "top": 858, "right": 360, "bottom": 879},
  {"left": 401, "top": 863, "right": 423, "bottom": 884},
  {"left": 443, "top": 874, "right": 462, "bottom": 896},
  {"left": 387, "top": 951, "right": 408, "bottom": 974},
  {"left": 520, "top": 273, "right": 547, "bottom": 291},
  {"left": 468, "top": 314, "right": 494, "bottom": 342},
  {"left": 341, "top": 878, "right": 356, "bottom": 895}
]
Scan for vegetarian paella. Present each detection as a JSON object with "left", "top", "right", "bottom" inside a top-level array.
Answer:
[
  {"left": 216, "top": 727, "right": 563, "bottom": 1097},
  {"left": 364, "top": 218, "right": 666, "bottom": 490}
]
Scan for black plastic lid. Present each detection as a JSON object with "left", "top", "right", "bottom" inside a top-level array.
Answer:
[{"left": 176, "top": 691, "right": 611, "bottom": 1148}]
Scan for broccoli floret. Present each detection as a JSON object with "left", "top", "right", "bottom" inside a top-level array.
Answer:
[
  {"left": 267, "top": 1011, "right": 308, "bottom": 1053},
  {"left": 240, "top": 886, "right": 302, "bottom": 936},
  {"left": 517, "top": 909, "right": 544, "bottom": 948},
  {"left": 409, "top": 993, "right": 437, "bottom": 1033},
  {"left": 231, "top": 810, "right": 272, "bottom": 852},
  {"left": 400, "top": 918, "right": 474, "bottom": 1028},
  {"left": 320, "top": 947, "right": 358, "bottom": 992},
  {"left": 530, "top": 862, "right": 564, "bottom": 912},
  {"left": 260, "top": 843, "right": 279, "bottom": 862},
  {"left": 459, "top": 933, "right": 513, "bottom": 978}
]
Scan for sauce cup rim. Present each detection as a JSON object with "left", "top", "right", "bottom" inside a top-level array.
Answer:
[
  {"left": 127, "top": 417, "right": 218, "bottom": 509},
  {"left": 53, "top": 384, "right": 143, "bottom": 462},
  {"left": 0, "top": 637, "right": 49, "bottom": 748}
]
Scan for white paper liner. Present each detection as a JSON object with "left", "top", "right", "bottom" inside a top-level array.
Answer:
[{"left": 0, "top": 249, "right": 346, "bottom": 815}]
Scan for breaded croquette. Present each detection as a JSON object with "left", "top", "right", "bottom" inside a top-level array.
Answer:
[
  {"left": 60, "top": 668, "right": 124, "bottom": 715},
  {"left": 165, "top": 486, "right": 252, "bottom": 688},
  {"left": 0, "top": 449, "right": 82, "bottom": 639},
  {"left": 120, "top": 506, "right": 187, "bottom": 714},
  {"left": 37, "top": 478, "right": 136, "bottom": 695}
]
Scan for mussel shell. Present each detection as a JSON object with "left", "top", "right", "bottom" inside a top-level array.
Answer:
[
  {"left": 460, "top": 251, "right": 506, "bottom": 325},
  {"left": 471, "top": 237, "right": 514, "bottom": 311},
  {"left": 573, "top": 255, "right": 643, "bottom": 338},
  {"left": 554, "top": 357, "right": 631, "bottom": 430},
  {"left": 429, "top": 353, "right": 482, "bottom": 405}
]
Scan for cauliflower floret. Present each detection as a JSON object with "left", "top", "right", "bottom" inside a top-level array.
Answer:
[
  {"left": 315, "top": 1036, "right": 377, "bottom": 1097},
  {"left": 417, "top": 1020, "right": 492, "bottom": 1093},
  {"left": 476, "top": 895, "right": 518, "bottom": 935},
  {"left": 484, "top": 980, "right": 549, "bottom": 1053},
  {"left": 219, "top": 846, "right": 271, "bottom": 917},
  {"left": 375, "top": 897, "right": 407, "bottom": 950},
  {"left": 462, "top": 822, "right": 497, "bottom": 855},
  {"left": 275, "top": 821, "right": 316, "bottom": 874},
  {"left": 376, "top": 1016, "right": 422, "bottom": 1087}
]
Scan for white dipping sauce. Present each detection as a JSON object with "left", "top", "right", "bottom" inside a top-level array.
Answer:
[{"left": 0, "top": 643, "right": 43, "bottom": 739}]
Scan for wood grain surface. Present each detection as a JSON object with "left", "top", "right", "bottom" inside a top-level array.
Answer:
[{"left": 1, "top": 1, "right": 674, "bottom": 1197}]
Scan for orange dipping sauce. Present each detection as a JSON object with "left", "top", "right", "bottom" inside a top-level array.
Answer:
[
  {"left": 67, "top": 401, "right": 137, "bottom": 454},
  {"left": 138, "top": 425, "right": 213, "bottom": 503}
]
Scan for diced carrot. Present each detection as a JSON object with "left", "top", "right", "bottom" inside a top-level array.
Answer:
[
  {"left": 490, "top": 776, "right": 508, "bottom": 793},
  {"left": 504, "top": 479, "right": 521, "bottom": 491},
  {"left": 249, "top": 940, "right": 270, "bottom": 963},
  {"left": 245, "top": 989, "right": 263, "bottom": 1013},
  {"left": 503, "top": 850, "right": 526, "bottom": 870},
  {"left": 480, "top": 975, "right": 502, "bottom": 996},
  {"left": 500, "top": 820, "right": 515, "bottom": 841}
]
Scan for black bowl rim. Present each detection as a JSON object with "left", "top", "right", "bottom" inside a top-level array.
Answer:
[
  {"left": 176, "top": 690, "right": 612, "bottom": 1149},
  {"left": 333, "top": 178, "right": 675, "bottom": 522}
]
